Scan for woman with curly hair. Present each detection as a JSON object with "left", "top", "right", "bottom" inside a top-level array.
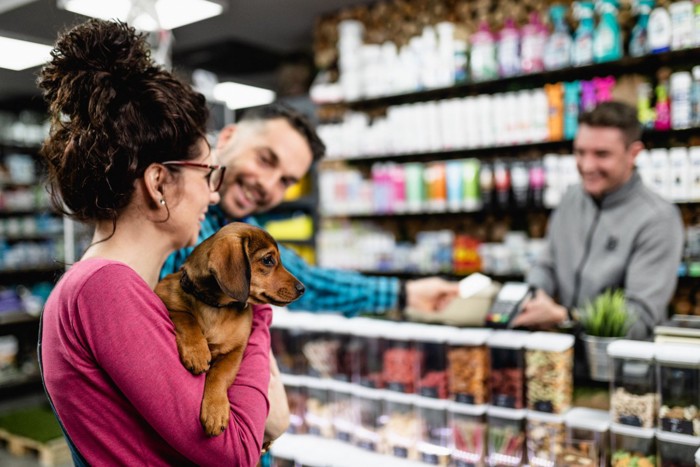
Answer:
[{"left": 38, "top": 18, "right": 272, "bottom": 465}]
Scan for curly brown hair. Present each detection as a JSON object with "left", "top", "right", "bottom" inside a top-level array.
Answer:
[{"left": 37, "top": 19, "right": 209, "bottom": 224}]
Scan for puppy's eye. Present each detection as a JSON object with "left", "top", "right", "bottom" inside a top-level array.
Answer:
[{"left": 261, "top": 255, "right": 276, "bottom": 267}]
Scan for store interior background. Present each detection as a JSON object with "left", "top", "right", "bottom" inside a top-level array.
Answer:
[{"left": 1, "top": 0, "right": 700, "bottom": 465}]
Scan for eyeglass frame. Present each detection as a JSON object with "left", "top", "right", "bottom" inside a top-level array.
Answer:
[{"left": 161, "top": 161, "right": 226, "bottom": 192}]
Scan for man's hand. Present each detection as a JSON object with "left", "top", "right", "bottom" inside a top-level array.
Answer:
[
  {"left": 510, "top": 289, "right": 567, "bottom": 330},
  {"left": 406, "top": 277, "right": 460, "bottom": 313},
  {"left": 264, "top": 350, "right": 289, "bottom": 445}
]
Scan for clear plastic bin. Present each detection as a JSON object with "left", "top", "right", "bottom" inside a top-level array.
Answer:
[
  {"left": 608, "top": 340, "right": 657, "bottom": 428},
  {"left": 304, "top": 377, "right": 333, "bottom": 438},
  {"left": 487, "top": 330, "right": 529, "bottom": 409},
  {"left": 415, "top": 395, "right": 451, "bottom": 466},
  {"left": 329, "top": 318, "right": 353, "bottom": 382},
  {"left": 281, "top": 374, "right": 307, "bottom": 435},
  {"left": 447, "top": 328, "right": 491, "bottom": 405},
  {"left": 414, "top": 323, "right": 451, "bottom": 399},
  {"left": 449, "top": 402, "right": 487, "bottom": 467},
  {"left": 270, "top": 311, "right": 311, "bottom": 375},
  {"left": 486, "top": 406, "right": 526, "bottom": 466},
  {"left": 352, "top": 385, "right": 384, "bottom": 453},
  {"left": 563, "top": 407, "right": 610, "bottom": 467},
  {"left": 656, "top": 430, "right": 700, "bottom": 467},
  {"left": 526, "top": 410, "right": 565, "bottom": 467},
  {"left": 610, "top": 423, "right": 656, "bottom": 467},
  {"left": 347, "top": 317, "right": 390, "bottom": 388},
  {"left": 382, "top": 323, "right": 421, "bottom": 394},
  {"left": 382, "top": 390, "right": 420, "bottom": 460},
  {"left": 696, "top": 445, "right": 700, "bottom": 466},
  {"left": 656, "top": 343, "right": 700, "bottom": 436},
  {"left": 328, "top": 380, "right": 355, "bottom": 443},
  {"left": 525, "top": 332, "right": 574, "bottom": 414},
  {"left": 301, "top": 314, "right": 347, "bottom": 379}
]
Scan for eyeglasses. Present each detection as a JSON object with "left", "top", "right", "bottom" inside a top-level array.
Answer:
[{"left": 162, "top": 161, "right": 226, "bottom": 192}]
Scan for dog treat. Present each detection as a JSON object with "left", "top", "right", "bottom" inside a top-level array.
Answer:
[
  {"left": 611, "top": 387, "right": 657, "bottom": 428},
  {"left": 558, "top": 443, "right": 598, "bottom": 466},
  {"left": 526, "top": 419, "right": 566, "bottom": 465},
  {"left": 659, "top": 404, "right": 700, "bottom": 436},
  {"left": 447, "top": 346, "right": 489, "bottom": 404},
  {"left": 303, "top": 339, "right": 341, "bottom": 378},
  {"left": 383, "top": 347, "right": 422, "bottom": 393},
  {"left": 525, "top": 348, "right": 573, "bottom": 413},
  {"left": 382, "top": 412, "right": 420, "bottom": 459},
  {"left": 490, "top": 367, "right": 525, "bottom": 409},
  {"left": 419, "top": 371, "right": 449, "bottom": 399},
  {"left": 611, "top": 450, "right": 656, "bottom": 467},
  {"left": 451, "top": 418, "right": 486, "bottom": 464},
  {"left": 487, "top": 425, "right": 525, "bottom": 464}
]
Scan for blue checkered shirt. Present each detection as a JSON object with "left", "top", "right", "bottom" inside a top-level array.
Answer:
[{"left": 161, "top": 205, "right": 399, "bottom": 316}]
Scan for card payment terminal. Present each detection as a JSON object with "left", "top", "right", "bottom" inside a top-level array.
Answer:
[{"left": 484, "top": 282, "right": 535, "bottom": 328}]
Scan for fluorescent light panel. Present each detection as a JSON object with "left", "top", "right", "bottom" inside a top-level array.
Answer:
[
  {"left": 59, "top": 0, "right": 224, "bottom": 31},
  {"left": 0, "top": 36, "right": 52, "bottom": 70},
  {"left": 213, "top": 82, "right": 276, "bottom": 110}
]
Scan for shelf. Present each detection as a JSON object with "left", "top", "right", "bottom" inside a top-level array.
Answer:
[
  {"left": 278, "top": 239, "right": 316, "bottom": 247},
  {"left": 321, "top": 203, "right": 550, "bottom": 219},
  {"left": 321, "top": 127, "right": 700, "bottom": 165},
  {"left": 270, "top": 195, "right": 317, "bottom": 213},
  {"left": 0, "top": 208, "right": 57, "bottom": 218},
  {"left": 324, "top": 47, "right": 700, "bottom": 110},
  {"left": 0, "top": 311, "right": 38, "bottom": 326},
  {"left": 2, "top": 232, "right": 63, "bottom": 242}
]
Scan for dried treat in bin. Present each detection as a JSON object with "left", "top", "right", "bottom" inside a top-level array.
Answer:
[
  {"left": 448, "top": 346, "right": 489, "bottom": 404},
  {"left": 303, "top": 339, "right": 340, "bottom": 378},
  {"left": 611, "top": 450, "right": 656, "bottom": 467},
  {"left": 525, "top": 347, "right": 573, "bottom": 413},
  {"left": 383, "top": 347, "right": 422, "bottom": 393},
  {"left": 611, "top": 387, "right": 657, "bottom": 429},
  {"left": 419, "top": 370, "right": 448, "bottom": 399},
  {"left": 452, "top": 418, "right": 486, "bottom": 463},
  {"left": 659, "top": 404, "right": 700, "bottom": 436},
  {"left": 490, "top": 368, "right": 524, "bottom": 409},
  {"left": 558, "top": 442, "right": 598, "bottom": 466},
  {"left": 527, "top": 417, "right": 566, "bottom": 465}
]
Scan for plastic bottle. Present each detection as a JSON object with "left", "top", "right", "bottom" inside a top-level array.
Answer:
[
  {"left": 563, "top": 81, "right": 581, "bottom": 139},
  {"left": 670, "top": 71, "right": 692, "bottom": 129},
  {"left": 572, "top": 1, "right": 596, "bottom": 66},
  {"left": 470, "top": 20, "right": 498, "bottom": 82},
  {"left": 692, "top": 65, "right": 700, "bottom": 126},
  {"left": 655, "top": 71, "right": 672, "bottom": 130},
  {"left": 593, "top": 0, "right": 623, "bottom": 63},
  {"left": 593, "top": 75, "right": 616, "bottom": 103},
  {"left": 520, "top": 12, "right": 547, "bottom": 73},
  {"left": 580, "top": 80, "right": 598, "bottom": 111},
  {"left": 648, "top": 3, "right": 672, "bottom": 53},
  {"left": 629, "top": 0, "right": 655, "bottom": 57},
  {"left": 636, "top": 80, "right": 656, "bottom": 129},
  {"left": 669, "top": 1, "right": 694, "bottom": 50},
  {"left": 695, "top": 0, "right": 700, "bottom": 46},
  {"left": 545, "top": 83, "right": 564, "bottom": 141},
  {"left": 544, "top": 4, "right": 573, "bottom": 70},
  {"left": 498, "top": 17, "right": 521, "bottom": 77}
]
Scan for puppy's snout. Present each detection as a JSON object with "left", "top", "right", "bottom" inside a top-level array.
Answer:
[{"left": 295, "top": 281, "right": 305, "bottom": 296}]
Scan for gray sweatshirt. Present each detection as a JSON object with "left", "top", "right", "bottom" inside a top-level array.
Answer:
[{"left": 526, "top": 172, "right": 684, "bottom": 339}]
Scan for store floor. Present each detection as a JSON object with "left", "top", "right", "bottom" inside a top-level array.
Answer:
[{"left": 0, "top": 391, "right": 71, "bottom": 467}]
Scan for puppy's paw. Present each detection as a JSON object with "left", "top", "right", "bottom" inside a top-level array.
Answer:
[
  {"left": 200, "top": 394, "right": 230, "bottom": 437},
  {"left": 177, "top": 338, "right": 211, "bottom": 375}
]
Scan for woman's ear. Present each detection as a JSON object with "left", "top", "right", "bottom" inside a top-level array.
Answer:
[{"left": 143, "top": 163, "right": 168, "bottom": 208}]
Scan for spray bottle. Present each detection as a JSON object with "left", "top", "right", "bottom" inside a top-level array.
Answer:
[
  {"left": 573, "top": 1, "right": 596, "bottom": 66},
  {"left": 655, "top": 68, "right": 672, "bottom": 130},
  {"left": 471, "top": 20, "right": 498, "bottom": 81},
  {"left": 521, "top": 12, "right": 547, "bottom": 73},
  {"left": 593, "top": 0, "right": 623, "bottom": 62},
  {"left": 580, "top": 80, "right": 598, "bottom": 111},
  {"left": 629, "top": 0, "right": 655, "bottom": 57},
  {"left": 545, "top": 4, "right": 573, "bottom": 70},
  {"left": 637, "top": 80, "right": 656, "bottom": 129},
  {"left": 563, "top": 81, "right": 581, "bottom": 139},
  {"left": 498, "top": 17, "right": 521, "bottom": 77},
  {"left": 593, "top": 75, "right": 616, "bottom": 103}
]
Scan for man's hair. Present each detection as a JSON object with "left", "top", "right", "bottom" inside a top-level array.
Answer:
[
  {"left": 238, "top": 103, "right": 326, "bottom": 162},
  {"left": 578, "top": 101, "right": 643, "bottom": 146}
]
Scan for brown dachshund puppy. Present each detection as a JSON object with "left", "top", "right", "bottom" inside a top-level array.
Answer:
[{"left": 155, "top": 223, "right": 305, "bottom": 436}]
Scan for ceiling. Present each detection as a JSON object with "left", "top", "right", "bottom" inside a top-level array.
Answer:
[{"left": 0, "top": 0, "right": 364, "bottom": 109}]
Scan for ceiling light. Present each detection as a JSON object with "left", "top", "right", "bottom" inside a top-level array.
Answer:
[
  {"left": 213, "top": 82, "right": 276, "bottom": 111},
  {"left": 58, "top": 0, "right": 225, "bottom": 31},
  {"left": 0, "top": 36, "right": 52, "bottom": 71}
]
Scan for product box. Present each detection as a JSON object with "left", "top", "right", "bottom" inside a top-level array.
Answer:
[
  {"left": 610, "top": 423, "right": 656, "bottom": 467},
  {"left": 447, "top": 328, "right": 491, "bottom": 405},
  {"left": 486, "top": 406, "right": 526, "bottom": 467},
  {"left": 449, "top": 402, "right": 487, "bottom": 467},
  {"left": 608, "top": 340, "right": 657, "bottom": 428},
  {"left": 563, "top": 407, "right": 610, "bottom": 467},
  {"left": 655, "top": 343, "right": 700, "bottom": 436},
  {"left": 524, "top": 332, "right": 574, "bottom": 414},
  {"left": 656, "top": 430, "right": 700, "bottom": 467}
]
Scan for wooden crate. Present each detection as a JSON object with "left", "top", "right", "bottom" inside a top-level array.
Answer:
[{"left": 0, "top": 428, "right": 70, "bottom": 466}]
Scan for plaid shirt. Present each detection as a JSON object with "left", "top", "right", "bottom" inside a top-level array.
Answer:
[{"left": 161, "top": 205, "right": 399, "bottom": 316}]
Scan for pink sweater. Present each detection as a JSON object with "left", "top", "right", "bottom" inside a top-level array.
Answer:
[{"left": 40, "top": 259, "right": 271, "bottom": 466}]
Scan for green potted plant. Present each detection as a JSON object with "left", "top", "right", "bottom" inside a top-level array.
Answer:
[{"left": 579, "top": 289, "right": 634, "bottom": 381}]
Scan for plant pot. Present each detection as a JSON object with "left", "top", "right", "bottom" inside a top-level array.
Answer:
[{"left": 581, "top": 334, "right": 619, "bottom": 382}]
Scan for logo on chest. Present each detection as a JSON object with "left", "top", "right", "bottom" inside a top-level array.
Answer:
[{"left": 606, "top": 236, "right": 618, "bottom": 251}]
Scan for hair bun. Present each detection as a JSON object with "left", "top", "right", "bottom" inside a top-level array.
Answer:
[{"left": 38, "top": 19, "right": 155, "bottom": 119}]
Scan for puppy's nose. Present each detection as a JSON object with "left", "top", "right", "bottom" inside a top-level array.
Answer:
[{"left": 295, "top": 282, "right": 305, "bottom": 296}]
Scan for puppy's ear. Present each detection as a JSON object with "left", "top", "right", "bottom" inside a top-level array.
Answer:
[{"left": 208, "top": 235, "right": 250, "bottom": 303}]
